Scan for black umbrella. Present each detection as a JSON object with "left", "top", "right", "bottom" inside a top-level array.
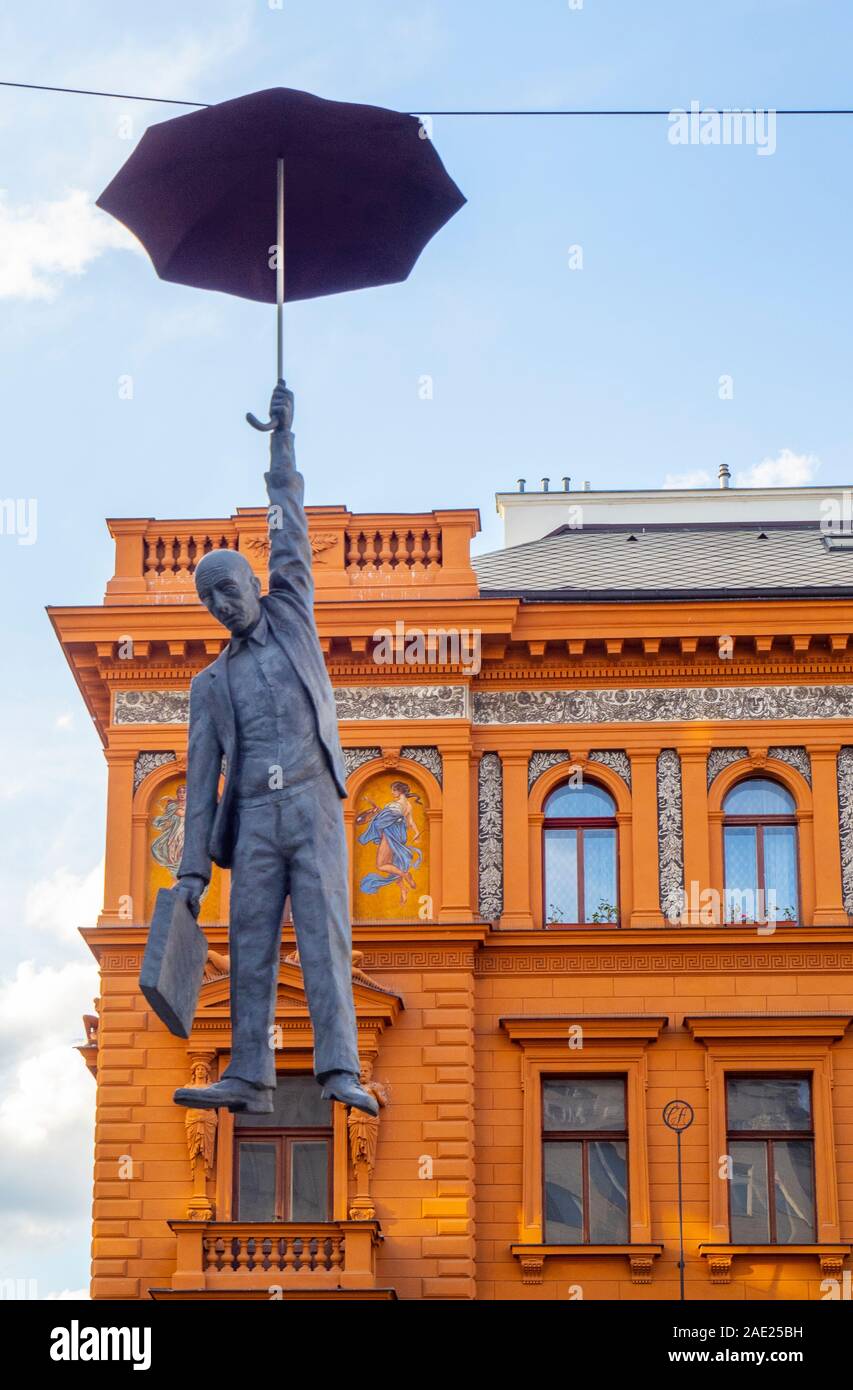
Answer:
[{"left": 97, "top": 86, "right": 466, "bottom": 428}]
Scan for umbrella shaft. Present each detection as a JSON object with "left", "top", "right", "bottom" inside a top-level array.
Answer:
[{"left": 276, "top": 156, "right": 284, "bottom": 380}]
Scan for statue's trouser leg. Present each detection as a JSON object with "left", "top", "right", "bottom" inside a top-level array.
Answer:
[
  {"left": 221, "top": 802, "right": 290, "bottom": 1090},
  {"left": 287, "top": 773, "right": 361, "bottom": 1081},
  {"left": 221, "top": 771, "right": 360, "bottom": 1089}
]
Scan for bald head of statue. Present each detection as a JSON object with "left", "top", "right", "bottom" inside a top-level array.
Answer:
[{"left": 194, "top": 549, "right": 262, "bottom": 637}]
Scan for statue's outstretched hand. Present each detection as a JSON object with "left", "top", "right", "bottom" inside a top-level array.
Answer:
[
  {"left": 175, "top": 875, "right": 206, "bottom": 919},
  {"left": 270, "top": 379, "right": 294, "bottom": 432}
]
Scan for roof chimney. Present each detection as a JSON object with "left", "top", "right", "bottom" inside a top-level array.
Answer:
[
  {"left": 719, "top": 463, "right": 731, "bottom": 489},
  {"left": 541, "top": 477, "right": 550, "bottom": 492},
  {"left": 562, "top": 476, "right": 571, "bottom": 492},
  {"left": 517, "top": 478, "right": 526, "bottom": 493}
]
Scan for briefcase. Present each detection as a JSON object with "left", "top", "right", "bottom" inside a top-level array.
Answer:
[{"left": 139, "top": 887, "right": 208, "bottom": 1039}]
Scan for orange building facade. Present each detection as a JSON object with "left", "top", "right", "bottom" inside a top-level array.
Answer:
[{"left": 50, "top": 497, "right": 853, "bottom": 1300}]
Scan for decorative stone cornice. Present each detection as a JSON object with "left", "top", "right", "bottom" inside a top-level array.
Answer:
[
  {"left": 500, "top": 1014, "right": 667, "bottom": 1045},
  {"left": 684, "top": 1013, "right": 853, "bottom": 1043}
]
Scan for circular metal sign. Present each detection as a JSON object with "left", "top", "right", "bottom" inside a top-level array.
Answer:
[{"left": 662, "top": 1099, "right": 695, "bottom": 1132}]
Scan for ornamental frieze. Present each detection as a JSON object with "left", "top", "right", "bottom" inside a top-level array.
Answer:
[
  {"left": 115, "top": 690, "right": 189, "bottom": 724},
  {"left": 527, "top": 748, "right": 631, "bottom": 791},
  {"left": 475, "top": 948, "right": 853, "bottom": 975},
  {"left": 473, "top": 685, "right": 853, "bottom": 725},
  {"left": 657, "top": 749, "right": 685, "bottom": 923},
  {"left": 115, "top": 685, "right": 469, "bottom": 724},
  {"left": 527, "top": 750, "right": 570, "bottom": 790},
  {"left": 589, "top": 749, "right": 632, "bottom": 789},
  {"left": 478, "top": 752, "right": 503, "bottom": 921},
  {"left": 399, "top": 746, "right": 443, "bottom": 785},
  {"left": 335, "top": 686, "right": 468, "bottom": 721},
  {"left": 343, "top": 747, "right": 382, "bottom": 777},
  {"left": 117, "top": 684, "right": 853, "bottom": 728},
  {"left": 707, "top": 745, "right": 812, "bottom": 788},
  {"left": 133, "top": 750, "right": 177, "bottom": 790},
  {"left": 706, "top": 747, "right": 749, "bottom": 788},
  {"left": 837, "top": 747, "right": 853, "bottom": 915},
  {"left": 767, "top": 746, "right": 812, "bottom": 786}
]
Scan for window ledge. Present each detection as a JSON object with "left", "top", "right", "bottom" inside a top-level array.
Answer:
[
  {"left": 510, "top": 1243, "right": 664, "bottom": 1285},
  {"left": 698, "top": 1243, "right": 852, "bottom": 1284}
]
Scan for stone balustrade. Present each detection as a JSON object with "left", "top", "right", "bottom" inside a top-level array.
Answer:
[
  {"left": 168, "top": 1220, "right": 382, "bottom": 1291},
  {"left": 106, "top": 506, "right": 480, "bottom": 604}
]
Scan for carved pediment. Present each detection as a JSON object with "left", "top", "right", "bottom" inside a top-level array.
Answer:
[{"left": 188, "top": 956, "right": 402, "bottom": 1055}]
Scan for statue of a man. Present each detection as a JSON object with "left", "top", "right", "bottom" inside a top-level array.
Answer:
[{"left": 172, "top": 381, "right": 377, "bottom": 1117}]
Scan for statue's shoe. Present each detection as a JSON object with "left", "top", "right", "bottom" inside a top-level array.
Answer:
[
  {"left": 173, "top": 1078, "right": 274, "bottom": 1114},
  {"left": 320, "top": 1073, "right": 379, "bottom": 1116}
]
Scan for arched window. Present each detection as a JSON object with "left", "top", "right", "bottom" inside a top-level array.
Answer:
[
  {"left": 723, "top": 777, "right": 799, "bottom": 925},
  {"left": 543, "top": 781, "right": 618, "bottom": 925}
]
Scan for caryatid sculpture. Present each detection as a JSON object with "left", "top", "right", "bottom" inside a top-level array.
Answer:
[{"left": 171, "top": 382, "right": 378, "bottom": 1117}]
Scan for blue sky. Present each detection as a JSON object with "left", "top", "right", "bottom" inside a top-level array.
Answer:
[{"left": 1, "top": 0, "right": 852, "bottom": 1296}]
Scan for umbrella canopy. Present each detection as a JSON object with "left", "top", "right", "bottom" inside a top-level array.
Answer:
[{"left": 96, "top": 86, "right": 466, "bottom": 304}]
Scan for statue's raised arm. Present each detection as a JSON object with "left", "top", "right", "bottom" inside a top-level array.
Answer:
[{"left": 264, "top": 380, "right": 314, "bottom": 609}]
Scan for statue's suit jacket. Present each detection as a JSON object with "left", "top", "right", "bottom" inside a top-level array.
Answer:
[{"left": 177, "top": 431, "right": 347, "bottom": 882}]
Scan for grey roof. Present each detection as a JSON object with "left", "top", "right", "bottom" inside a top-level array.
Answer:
[{"left": 472, "top": 522, "right": 853, "bottom": 601}]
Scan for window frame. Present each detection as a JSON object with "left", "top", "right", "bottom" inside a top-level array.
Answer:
[
  {"left": 233, "top": 1124, "right": 334, "bottom": 1224},
  {"left": 542, "top": 779, "right": 620, "bottom": 927},
  {"left": 215, "top": 1060, "right": 351, "bottom": 1223},
  {"left": 724, "top": 1072, "right": 816, "bottom": 1245},
  {"left": 722, "top": 776, "right": 801, "bottom": 925},
  {"left": 685, "top": 1015, "right": 848, "bottom": 1249},
  {"left": 500, "top": 1016, "right": 664, "bottom": 1247},
  {"left": 541, "top": 1074, "right": 630, "bottom": 1245}
]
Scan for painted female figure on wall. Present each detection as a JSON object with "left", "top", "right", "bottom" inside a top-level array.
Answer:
[
  {"left": 150, "top": 783, "right": 187, "bottom": 872},
  {"left": 356, "top": 780, "right": 423, "bottom": 905},
  {"left": 145, "top": 772, "right": 221, "bottom": 924}
]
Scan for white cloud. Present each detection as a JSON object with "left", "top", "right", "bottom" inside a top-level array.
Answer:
[
  {"left": 0, "top": 189, "right": 140, "bottom": 301},
  {"left": 0, "top": 959, "right": 98, "bottom": 1046},
  {"left": 735, "top": 449, "right": 820, "bottom": 488},
  {"left": 662, "top": 451, "right": 821, "bottom": 491},
  {"left": 0, "top": 9, "right": 256, "bottom": 303},
  {"left": 0, "top": 958, "right": 97, "bottom": 1299},
  {"left": 54, "top": 713, "right": 73, "bottom": 730},
  {"left": 67, "top": 11, "right": 253, "bottom": 104},
  {"left": 0, "top": 1039, "right": 95, "bottom": 1149},
  {"left": 663, "top": 469, "right": 712, "bottom": 489},
  {"left": 24, "top": 863, "right": 103, "bottom": 945}
]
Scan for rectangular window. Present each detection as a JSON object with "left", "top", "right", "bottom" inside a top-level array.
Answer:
[
  {"left": 542, "top": 1078, "right": 628, "bottom": 1243},
  {"left": 726, "top": 1077, "right": 815, "bottom": 1244},
  {"left": 234, "top": 1075, "right": 333, "bottom": 1222}
]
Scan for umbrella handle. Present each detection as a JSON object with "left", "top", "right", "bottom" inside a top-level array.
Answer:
[{"left": 245, "top": 411, "right": 279, "bottom": 432}]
